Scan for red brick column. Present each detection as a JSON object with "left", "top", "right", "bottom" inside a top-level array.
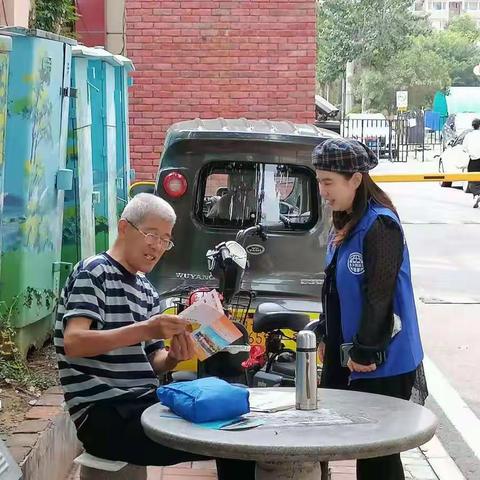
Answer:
[{"left": 125, "top": 0, "right": 317, "bottom": 180}]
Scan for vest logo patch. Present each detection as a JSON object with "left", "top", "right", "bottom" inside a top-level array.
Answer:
[{"left": 347, "top": 252, "right": 364, "bottom": 275}]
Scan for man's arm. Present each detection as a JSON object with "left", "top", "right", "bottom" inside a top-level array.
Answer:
[
  {"left": 148, "top": 349, "right": 178, "bottom": 374},
  {"left": 63, "top": 315, "right": 188, "bottom": 358}
]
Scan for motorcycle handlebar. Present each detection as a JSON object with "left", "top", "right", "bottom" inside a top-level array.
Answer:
[{"left": 235, "top": 224, "right": 266, "bottom": 245}]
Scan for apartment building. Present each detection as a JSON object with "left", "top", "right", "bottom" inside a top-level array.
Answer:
[{"left": 414, "top": 0, "right": 480, "bottom": 29}]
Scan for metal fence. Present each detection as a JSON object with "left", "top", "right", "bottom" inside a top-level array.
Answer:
[{"left": 340, "top": 111, "right": 445, "bottom": 163}]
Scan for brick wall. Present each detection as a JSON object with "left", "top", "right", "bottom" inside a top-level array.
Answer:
[{"left": 125, "top": 0, "right": 317, "bottom": 180}]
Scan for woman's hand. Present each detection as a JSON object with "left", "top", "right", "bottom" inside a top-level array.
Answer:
[
  {"left": 347, "top": 358, "right": 376, "bottom": 373},
  {"left": 317, "top": 342, "right": 326, "bottom": 363}
]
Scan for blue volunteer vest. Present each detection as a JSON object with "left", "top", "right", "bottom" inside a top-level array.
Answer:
[{"left": 325, "top": 203, "right": 423, "bottom": 380}]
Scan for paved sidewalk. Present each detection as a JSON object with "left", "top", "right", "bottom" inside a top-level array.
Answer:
[{"left": 66, "top": 447, "right": 440, "bottom": 480}]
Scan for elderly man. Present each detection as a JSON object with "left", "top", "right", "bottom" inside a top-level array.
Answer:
[{"left": 54, "top": 193, "right": 254, "bottom": 478}]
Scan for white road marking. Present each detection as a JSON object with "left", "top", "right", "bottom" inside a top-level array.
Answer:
[{"left": 424, "top": 355, "right": 480, "bottom": 461}]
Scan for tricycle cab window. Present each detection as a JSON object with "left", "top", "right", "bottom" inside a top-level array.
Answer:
[{"left": 196, "top": 161, "right": 317, "bottom": 231}]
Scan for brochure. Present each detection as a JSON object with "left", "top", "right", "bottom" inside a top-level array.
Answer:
[{"left": 179, "top": 291, "right": 243, "bottom": 361}]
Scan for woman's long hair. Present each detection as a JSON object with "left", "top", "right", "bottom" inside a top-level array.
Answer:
[{"left": 332, "top": 173, "right": 398, "bottom": 245}]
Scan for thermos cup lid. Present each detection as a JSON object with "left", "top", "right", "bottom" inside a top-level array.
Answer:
[{"left": 296, "top": 330, "right": 316, "bottom": 350}]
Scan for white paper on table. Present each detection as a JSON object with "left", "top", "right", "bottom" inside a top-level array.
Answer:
[{"left": 249, "top": 390, "right": 296, "bottom": 412}]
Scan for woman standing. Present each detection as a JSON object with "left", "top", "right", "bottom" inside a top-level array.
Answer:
[{"left": 313, "top": 138, "right": 428, "bottom": 480}]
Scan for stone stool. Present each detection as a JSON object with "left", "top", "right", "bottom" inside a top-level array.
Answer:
[{"left": 74, "top": 452, "right": 147, "bottom": 480}]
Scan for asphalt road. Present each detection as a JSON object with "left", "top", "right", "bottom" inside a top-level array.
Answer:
[{"left": 382, "top": 179, "right": 480, "bottom": 480}]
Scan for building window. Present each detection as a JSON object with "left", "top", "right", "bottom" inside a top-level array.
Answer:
[
  {"left": 197, "top": 162, "right": 317, "bottom": 231},
  {"left": 432, "top": 1, "right": 446, "bottom": 10},
  {"left": 466, "top": 2, "right": 480, "bottom": 11}
]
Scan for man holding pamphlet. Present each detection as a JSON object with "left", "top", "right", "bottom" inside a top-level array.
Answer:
[{"left": 54, "top": 193, "right": 254, "bottom": 478}]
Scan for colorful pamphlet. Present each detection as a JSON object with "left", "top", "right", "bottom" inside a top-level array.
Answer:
[{"left": 179, "top": 290, "right": 243, "bottom": 361}]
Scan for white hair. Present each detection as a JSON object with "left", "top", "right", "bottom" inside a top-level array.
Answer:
[{"left": 121, "top": 193, "right": 176, "bottom": 226}]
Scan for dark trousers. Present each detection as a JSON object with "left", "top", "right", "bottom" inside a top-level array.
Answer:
[
  {"left": 468, "top": 158, "right": 480, "bottom": 196},
  {"left": 77, "top": 395, "right": 255, "bottom": 480},
  {"left": 321, "top": 347, "right": 415, "bottom": 480},
  {"left": 350, "top": 372, "right": 416, "bottom": 480}
]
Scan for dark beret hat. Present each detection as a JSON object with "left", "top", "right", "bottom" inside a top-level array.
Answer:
[{"left": 312, "top": 138, "right": 378, "bottom": 173}]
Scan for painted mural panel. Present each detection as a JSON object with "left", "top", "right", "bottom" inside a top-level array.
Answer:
[
  {"left": 0, "top": 47, "right": 11, "bottom": 282},
  {"left": 114, "top": 67, "right": 128, "bottom": 217},
  {"left": 0, "top": 33, "right": 71, "bottom": 328},
  {"left": 105, "top": 63, "right": 118, "bottom": 247},
  {"left": 61, "top": 89, "right": 81, "bottom": 267},
  {"left": 61, "top": 55, "right": 96, "bottom": 267},
  {"left": 88, "top": 60, "right": 109, "bottom": 253}
]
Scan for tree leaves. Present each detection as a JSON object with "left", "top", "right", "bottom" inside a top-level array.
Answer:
[
  {"left": 318, "top": 2, "right": 480, "bottom": 112},
  {"left": 317, "top": 0, "right": 425, "bottom": 83},
  {"left": 30, "top": 0, "right": 77, "bottom": 36}
]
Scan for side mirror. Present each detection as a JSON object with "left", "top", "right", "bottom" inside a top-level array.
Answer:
[{"left": 129, "top": 181, "right": 155, "bottom": 198}]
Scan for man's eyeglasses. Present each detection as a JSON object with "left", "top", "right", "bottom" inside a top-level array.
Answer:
[{"left": 125, "top": 219, "right": 174, "bottom": 251}]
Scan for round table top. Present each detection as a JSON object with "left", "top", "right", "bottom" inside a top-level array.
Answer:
[{"left": 141, "top": 387, "right": 437, "bottom": 463}]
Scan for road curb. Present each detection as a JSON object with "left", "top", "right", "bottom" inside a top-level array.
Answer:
[
  {"left": 5, "top": 386, "right": 81, "bottom": 480},
  {"left": 421, "top": 436, "right": 466, "bottom": 480}
]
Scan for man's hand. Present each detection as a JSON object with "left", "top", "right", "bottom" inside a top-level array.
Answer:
[
  {"left": 146, "top": 314, "right": 188, "bottom": 340},
  {"left": 167, "top": 332, "right": 196, "bottom": 364},
  {"left": 148, "top": 333, "right": 196, "bottom": 374},
  {"left": 347, "top": 358, "right": 377, "bottom": 373}
]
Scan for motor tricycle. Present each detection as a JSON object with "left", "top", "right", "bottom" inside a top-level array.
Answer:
[{"left": 129, "top": 118, "right": 338, "bottom": 378}]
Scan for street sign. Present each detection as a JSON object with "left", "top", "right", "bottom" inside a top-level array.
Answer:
[{"left": 396, "top": 91, "right": 408, "bottom": 111}]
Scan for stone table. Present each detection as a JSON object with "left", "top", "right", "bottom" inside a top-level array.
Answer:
[{"left": 141, "top": 387, "right": 437, "bottom": 480}]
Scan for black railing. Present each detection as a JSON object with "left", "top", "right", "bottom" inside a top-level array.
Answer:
[{"left": 340, "top": 112, "right": 445, "bottom": 163}]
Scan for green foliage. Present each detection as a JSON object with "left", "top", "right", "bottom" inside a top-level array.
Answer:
[
  {"left": 354, "top": 37, "right": 452, "bottom": 112},
  {"left": 424, "top": 26, "right": 480, "bottom": 86},
  {"left": 0, "top": 357, "right": 55, "bottom": 391},
  {"left": 30, "top": 0, "right": 78, "bottom": 36},
  {"left": 0, "top": 288, "right": 58, "bottom": 390},
  {"left": 317, "top": 0, "right": 428, "bottom": 84},
  {"left": 447, "top": 14, "right": 480, "bottom": 42},
  {"left": 96, "top": 216, "right": 110, "bottom": 234},
  {"left": 319, "top": 4, "right": 480, "bottom": 112}
]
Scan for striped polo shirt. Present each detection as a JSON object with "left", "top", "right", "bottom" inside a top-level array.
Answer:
[{"left": 54, "top": 253, "right": 164, "bottom": 429}]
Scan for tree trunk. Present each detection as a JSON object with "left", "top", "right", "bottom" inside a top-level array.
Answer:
[
  {"left": 344, "top": 61, "right": 355, "bottom": 114},
  {"left": 361, "top": 93, "right": 368, "bottom": 113}
]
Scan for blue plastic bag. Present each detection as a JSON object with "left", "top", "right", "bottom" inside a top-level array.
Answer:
[{"left": 157, "top": 377, "right": 250, "bottom": 423}]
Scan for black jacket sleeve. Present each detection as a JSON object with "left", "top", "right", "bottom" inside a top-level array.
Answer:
[{"left": 349, "top": 215, "right": 404, "bottom": 365}]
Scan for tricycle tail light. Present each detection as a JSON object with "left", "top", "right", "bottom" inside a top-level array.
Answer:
[{"left": 163, "top": 172, "right": 188, "bottom": 198}]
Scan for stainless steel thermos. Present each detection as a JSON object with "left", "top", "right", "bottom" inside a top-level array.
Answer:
[{"left": 295, "top": 330, "right": 318, "bottom": 410}]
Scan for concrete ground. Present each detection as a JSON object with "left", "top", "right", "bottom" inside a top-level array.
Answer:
[{"left": 65, "top": 448, "right": 442, "bottom": 480}]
